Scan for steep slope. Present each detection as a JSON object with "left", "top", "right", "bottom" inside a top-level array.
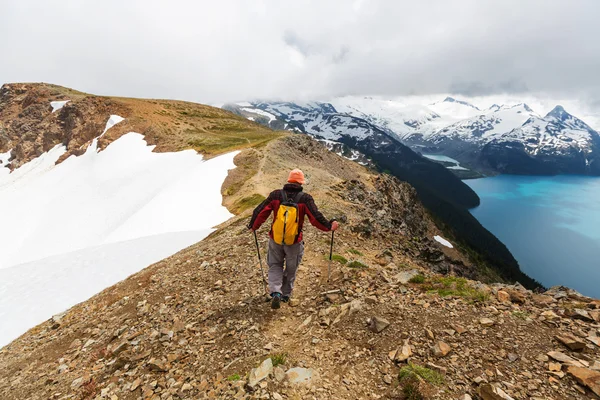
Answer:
[
  {"left": 0, "top": 83, "right": 284, "bottom": 347},
  {"left": 1, "top": 135, "right": 599, "bottom": 400}
]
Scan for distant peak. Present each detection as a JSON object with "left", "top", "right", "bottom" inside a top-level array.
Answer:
[
  {"left": 441, "top": 97, "right": 480, "bottom": 110},
  {"left": 545, "top": 105, "right": 569, "bottom": 120},
  {"left": 507, "top": 103, "right": 534, "bottom": 113}
]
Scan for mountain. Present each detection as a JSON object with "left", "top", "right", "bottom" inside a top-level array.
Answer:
[
  {"left": 1, "top": 133, "right": 599, "bottom": 400},
  {"left": 230, "top": 95, "right": 600, "bottom": 177},
  {"left": 479, "top": 106, "right": 600, "bottom": 175},
  {"left": 226, "top": 100, "right": 479, "bottom": 208},
  {"left": 224, "top": 101, "right": 542, "bottom": 291}
]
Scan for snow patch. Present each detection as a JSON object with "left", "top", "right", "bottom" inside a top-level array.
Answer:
[
  {"left": 434, "top": 235, "right": 453, "bottom": 248},
  {"left": 0, "top": 131, "right": 238, "bottom": 346},
  {"left": 241, "top": 107, "right": 276, "bottom": 122},
  {"left": 50, "top": 100, "right": 69, "bottom": 113},
  {"left": 0, "top": 231, "right": 210, "bottom": 347}
]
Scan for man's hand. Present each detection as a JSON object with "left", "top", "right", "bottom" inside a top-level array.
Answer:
[{"left": 331, "top": 221, "right": 339, "bottom": 231}]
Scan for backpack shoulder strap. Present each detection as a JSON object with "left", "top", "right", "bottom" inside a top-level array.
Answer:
[
  {"left": 280, "top": 189, "right": 288, "bottom": 202},
  {"left": 293, "top": 192, "right": 304, "bottom": 204}
]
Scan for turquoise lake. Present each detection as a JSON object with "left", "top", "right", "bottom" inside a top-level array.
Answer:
[{"left": 465, "top": 175, "right": 600, "bottom": 298}]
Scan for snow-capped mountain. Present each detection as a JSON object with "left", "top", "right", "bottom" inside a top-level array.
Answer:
[
  {"left": 224, "top": 100, "right": 481, "bottom": 210},
  {"left": 428, "top": 103, "right": 539, "bottom": 144},
  {"left": 480, "top": 106, "right": 600, "bottom": 174},
  {"left": 226, "top": 96, "right": 600, "bottom": 176}
]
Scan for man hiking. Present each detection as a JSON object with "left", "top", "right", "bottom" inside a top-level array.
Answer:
[{"left": 248, "top": 169, "right": 339, "bottom": 309}]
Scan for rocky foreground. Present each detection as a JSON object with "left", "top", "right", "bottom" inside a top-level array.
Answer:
[{"left": 1, "top": 136, "right": 599, "bottom": 400}]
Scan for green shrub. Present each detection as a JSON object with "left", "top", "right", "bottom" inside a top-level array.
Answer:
[
  {"left": 227, "top": 374, "right": 241, "bottom": 381},
  {"left": 325, "top": 254, "right": 348, "bottom": 264},
  {"left": 427, "top": 276, "right": 489, "bottom": 302},
  {"left": 398, "top": 363, "right": 444, "bottom": 385},
  {"left": 346, "top": 260, "right": 368, "bottom": 269},
  {"left": 270, "top": 353, "right": 287, "bottom": 367},
  {"left": 409, "top": 274, "right": 425, "bottom": 284}
]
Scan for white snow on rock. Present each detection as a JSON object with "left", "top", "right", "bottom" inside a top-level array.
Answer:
[
  {"left": 50, "top": 100, "right": 69, "bottom": 113},
  {"left": 241, "top": 107, "right": 276, "bottom": 123},
  {"left": 434, "top": 235, "right": 454, "bottom": 248},
  {"left": 0, "top": 123, "right": 238, "bottom": 346}
]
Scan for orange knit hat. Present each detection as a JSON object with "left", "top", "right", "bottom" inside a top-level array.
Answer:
[{"left": 287, "top": 169, "right": 305, "bottom": 185}]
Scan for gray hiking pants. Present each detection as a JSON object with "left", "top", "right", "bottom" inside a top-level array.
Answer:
[{"left": 267, "top": 238, "right": 304, "bottom": 296}]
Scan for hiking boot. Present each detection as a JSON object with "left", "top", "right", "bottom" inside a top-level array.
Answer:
[
  {"left": 271, "top": 293, "right": 282, "bottom": 309},
  {"left": 281, "top": 295, "right": 290, "bottom": 303}
]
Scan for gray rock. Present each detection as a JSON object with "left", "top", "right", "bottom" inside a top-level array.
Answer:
[
  {"left": 286, "top": 367, "right": 316, "bottom": 385},
  {"left": 395, "top": 270, "right": 420, "bottom": 284},
  {"left": 248, "top": 358, "right": 273, "bottom": 387},
  {"left": 368, "top": 316, "right": 390, "bottom": 333}
]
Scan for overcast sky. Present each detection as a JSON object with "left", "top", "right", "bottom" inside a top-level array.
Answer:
[{"left": 2, "top": 0, "right": 600, "bottom": 121}]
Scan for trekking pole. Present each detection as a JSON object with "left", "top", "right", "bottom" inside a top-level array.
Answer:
[
  {"left": 327, "top": 231, "right": 335, "bottom": 283},
  {"left": 253, "top": 231, "right": 269, "bottom": 295}
]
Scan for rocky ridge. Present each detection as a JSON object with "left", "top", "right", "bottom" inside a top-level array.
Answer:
[
  {"left": 1, "top": 135, "right": 599, "bottom": 400},
  {"left": 0, "top": 82, "right": 279, "bottom": 170}
]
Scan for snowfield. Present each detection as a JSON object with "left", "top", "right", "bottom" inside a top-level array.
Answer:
[{"left": 0, "top": 116, "right": 238, "bottom": 347}]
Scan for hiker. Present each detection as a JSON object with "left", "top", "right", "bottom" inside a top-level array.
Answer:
[{"left": 248, "top": 169, "right": 339, "bottom": 309}]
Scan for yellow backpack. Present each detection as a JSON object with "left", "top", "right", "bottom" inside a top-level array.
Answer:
[{"left": 272, "top": 191, "right": 303, "bottom": 245}]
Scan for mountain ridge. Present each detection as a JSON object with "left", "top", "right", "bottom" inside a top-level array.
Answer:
[{"left": 1, "top": 134, "right": 599, "bottom": 400}]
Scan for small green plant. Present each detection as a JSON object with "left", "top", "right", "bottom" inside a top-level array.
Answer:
[
  {"left": 325, "top": 254, "right": 348, "bottom": 264},
  {"left": 227, "top": 373, "right": 241, "bottom": 381},
  {"left": 346, "top": 260, "right": 368, "bottom": 269},
  {"left": 425, "top": 276, "right": 489, "bottom": 303},
  {"left": 512, "top": 311, "right": 529, "bottom": 320},
  {"left": 232, "top": 194, "right": 266, "bottom": 213},
  {"left": 398, "top": 363, "right": 444, "bottom": 385},
  {"left": 409, "top": 274, "right": 425, "bottom": 284},
  {"left": 270, "top": 353, "right": 287, "bottom": 367},
  {"left": 347, "top": 248, "right": 364, "bottom": 256}
]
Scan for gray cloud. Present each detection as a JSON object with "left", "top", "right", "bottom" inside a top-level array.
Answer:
[{"left": 1, "top": 0, "right": 599, "bottom": 105}]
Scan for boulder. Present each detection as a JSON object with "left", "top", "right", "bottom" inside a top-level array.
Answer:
[
  {"left": 566, "top": 366, "right": 600, "bottom": 397},
  {"left": 478, "top": 383, "right": 515, "bottom": 400},
  {"left": 394, "top": 270, "right": 420, "bottom": 284},
  {"left": 393, "top": 342, "right": 413, "bottom": 362},
  {"left": 147, "top": 358, "right": 168, "bottom": 372},
  {"left": 540, "top": 310, "right": 560, "bottom": 321},
  {"left": 497, "top": 290, "right": 510, "bottom": 303},
  {"left": 506, "top": 289, "right": 526, "bottom": 304},
  {"left": 432, "top": 341, "right": 452, "bottom": 357},
  {"left": 532, "top": 294, "right": 554, "bottom": 306},
  {"left": 555, "top": 333, "right": 586, "bottom": 351},
  {"left": 286, "top": 367, "right": 315, "bottom": 385},
  {"left": 369, "top": 316, "right": 390, "bottom": 333},
  {"left": 547, "top": 351, "right": 585, "bottom": 368},
  {"left": 248, "top": 358, "right": 273, "bottom": 387},
  {"left": 480, "top": 318, "right": 495, "bottom": 327},
  {"left": 565, "top": 308, "right": 594, "bottom": 322}
]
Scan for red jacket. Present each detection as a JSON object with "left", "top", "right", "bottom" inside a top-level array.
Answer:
[{"left": 248, "top": 183, "right": 333, "bottom": 243}]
